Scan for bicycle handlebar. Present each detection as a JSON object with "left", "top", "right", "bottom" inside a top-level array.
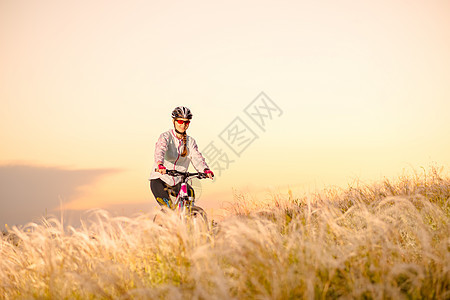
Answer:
[{"left": 155, "top": 169, "right": 211, "bottom": 180}]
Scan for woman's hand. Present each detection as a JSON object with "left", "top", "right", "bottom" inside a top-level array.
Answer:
[
  {"left": 157, "top": 163, "right": 166, "bottom": 174},
  {"left": 204, "top": 169, "right": 214, "bottom": 179}
]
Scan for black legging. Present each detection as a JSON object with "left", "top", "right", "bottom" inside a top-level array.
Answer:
[{"left": 150, "top": 178, "right": 195, "bottom": 208}]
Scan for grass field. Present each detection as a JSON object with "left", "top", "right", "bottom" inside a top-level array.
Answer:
[{"left": 1, "top": 166, "right": 449, "bottom": 299}]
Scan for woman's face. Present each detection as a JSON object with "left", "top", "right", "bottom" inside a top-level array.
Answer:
[{"left": 173, "top": 118, "right": 190, "bottom": 133}]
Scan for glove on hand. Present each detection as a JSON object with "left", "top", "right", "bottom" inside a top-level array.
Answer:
[{"left": 204, "top": 169, "right": 214, "bottom": 179}]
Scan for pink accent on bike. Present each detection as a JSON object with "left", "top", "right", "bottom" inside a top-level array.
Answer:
[
  {"left": 158, "top": 164, "right": 166, "bottom": 170},
  {"left": 181, "top": 184, "right": 187, "bottom": 194},
  {"left": 204, "top": 169, "right": 214, "bottom": 176}
]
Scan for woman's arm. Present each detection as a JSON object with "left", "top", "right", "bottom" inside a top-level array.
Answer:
[
  {"left": 188, "top": 137, "right": 209, "bottom": 172},
  {"left": 154, "top": 132, "right": 169, "bottom": 166}
]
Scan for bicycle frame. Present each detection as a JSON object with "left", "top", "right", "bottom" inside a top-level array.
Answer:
[
  {"left": 174, "top": 181, "right": 194, "bottom": 214},
  {"left": 153, "top": 169, "right": 211, "bottom": 231},
  {"left": 165, "top": 169, "right": 208, "bottom": 214}
]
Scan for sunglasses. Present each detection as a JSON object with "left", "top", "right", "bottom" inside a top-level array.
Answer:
[{"left": 175, "top": 119, "right": 190, "bottom": 125}]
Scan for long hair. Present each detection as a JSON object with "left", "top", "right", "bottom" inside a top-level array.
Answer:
[{"left": 181, "top": 132, "right": 188, "bottom": 157}]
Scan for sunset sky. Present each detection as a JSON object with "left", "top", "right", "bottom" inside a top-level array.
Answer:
[{"left": 1, "top": 0, "right": 449, "bottom": 228}]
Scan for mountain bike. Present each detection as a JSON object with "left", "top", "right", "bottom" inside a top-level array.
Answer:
[{"left": 153, "top": 169, "right": 211, "bottom": 232}]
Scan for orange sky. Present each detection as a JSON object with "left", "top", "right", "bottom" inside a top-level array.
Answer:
[{"left": 1, "top": 0, "right": 449, "bottom": 227}]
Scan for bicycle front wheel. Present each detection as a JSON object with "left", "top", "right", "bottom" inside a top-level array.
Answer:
[{"left": 188, "top": 205, "right": 209, "bottom": 232}]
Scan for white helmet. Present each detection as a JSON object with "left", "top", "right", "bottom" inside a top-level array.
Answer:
[{"left": 171, "top": 106, "right": 193, "bottom": 119}]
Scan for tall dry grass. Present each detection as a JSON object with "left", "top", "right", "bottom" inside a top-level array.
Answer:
[{"left": 1, "top": 166, "right": 449, "bottom": 299}]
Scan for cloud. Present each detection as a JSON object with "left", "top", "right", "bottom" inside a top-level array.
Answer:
[{"left": 0, "top": 164, "right": 120, "bottom": 228}]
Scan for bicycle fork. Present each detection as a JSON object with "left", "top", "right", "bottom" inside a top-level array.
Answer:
[{"left": 176, "top": 183, "right": 192, "bottom": 213}]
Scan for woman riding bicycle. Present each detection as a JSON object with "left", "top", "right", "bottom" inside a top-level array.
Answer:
[{"left": 149, "top": 106, "right": 214, "bottom": 209}]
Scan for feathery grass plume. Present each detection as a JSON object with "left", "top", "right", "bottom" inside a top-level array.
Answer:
[{"left": 0, "top": 165, "right": 449, "bottom": 298}]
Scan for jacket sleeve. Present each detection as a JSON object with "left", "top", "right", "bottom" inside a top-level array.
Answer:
[
  {"left": 154, "top": 132, "right": 169, "bottom": 164},
  {"left": 188, "top": 137, "right": 209, "bottom": 172}
]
